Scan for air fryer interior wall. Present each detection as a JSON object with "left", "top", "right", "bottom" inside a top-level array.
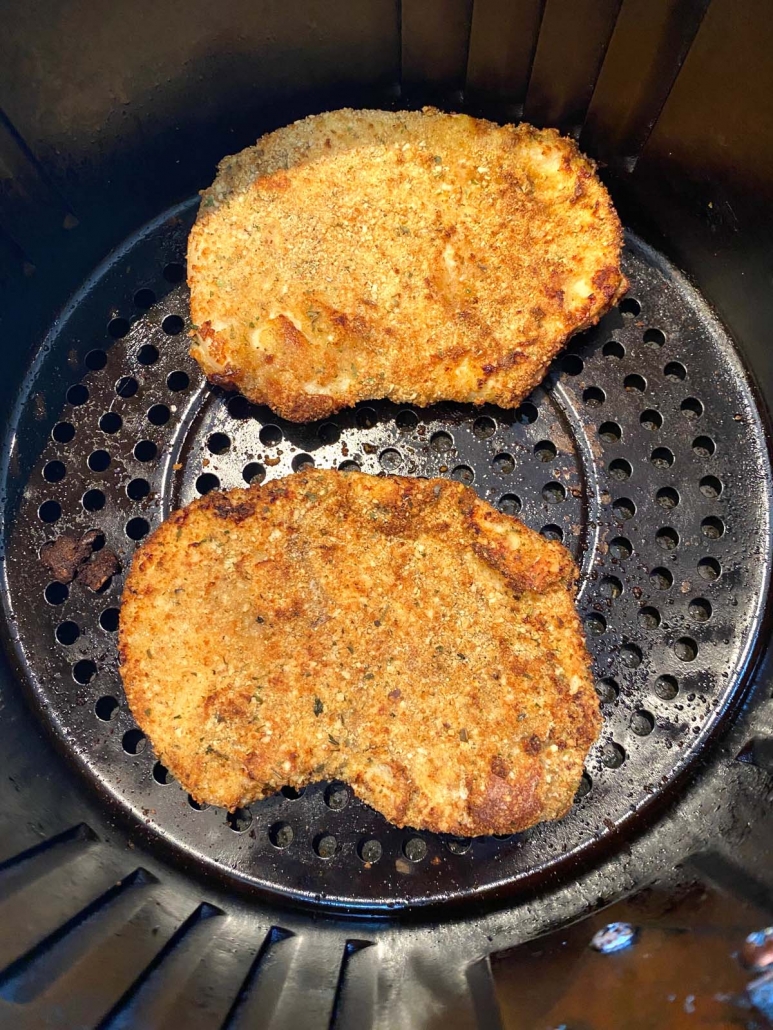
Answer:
[{"left": 1, "top": 2, "right": 773, "bottom": 1027}]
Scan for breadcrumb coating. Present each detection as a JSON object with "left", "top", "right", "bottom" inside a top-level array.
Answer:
[
  {"left": 188, "top": 107, "right": 626, "bottom": 421},
  {"left": 119, "top": 469, "right": 600, "bottom": 835}
]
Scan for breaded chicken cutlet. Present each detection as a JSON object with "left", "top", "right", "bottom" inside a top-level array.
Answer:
[
  {"left": 187, "top": 107, "right": 626, "bottom": 422},
  {"left": 119, "top": 469, "right": 600, "bottom": 836}
]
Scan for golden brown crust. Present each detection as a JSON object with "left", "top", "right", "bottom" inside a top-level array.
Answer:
[
  {"left": 119, "top": 469, "right": 600, "bottom": 835},
  {"left": 187, "top": 108, "right": 626, "bottom": 421}
]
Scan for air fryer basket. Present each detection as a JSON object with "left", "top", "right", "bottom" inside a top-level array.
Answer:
[{"left": 1, "top": 2, "right": 773, "bottom": 1027}]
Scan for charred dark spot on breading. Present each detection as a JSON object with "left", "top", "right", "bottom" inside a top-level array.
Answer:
[
  {"left": 208, "top": 370, "right": 240, "bottom": 389},
  {"left": 205, "top": 497, "right": 257, "bottom": 522},
  {"left": 593, "top": 264, "right": 625, "bottom": 300},
  {"left": 523, "top": 735, "right": 542, "bottom": 755}
]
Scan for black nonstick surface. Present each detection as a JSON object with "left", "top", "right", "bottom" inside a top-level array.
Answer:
[{"left": 1, "top": 200, "right": 770, "bottom": 912}]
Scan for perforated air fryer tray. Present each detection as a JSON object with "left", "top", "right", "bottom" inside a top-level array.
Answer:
[{"left": 1, "top": 200, "right": 770, "bottom": 912}]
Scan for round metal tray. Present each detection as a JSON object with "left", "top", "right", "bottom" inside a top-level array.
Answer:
[{"left": 2, "top": 201, "right": 770, "bottom": 911}]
